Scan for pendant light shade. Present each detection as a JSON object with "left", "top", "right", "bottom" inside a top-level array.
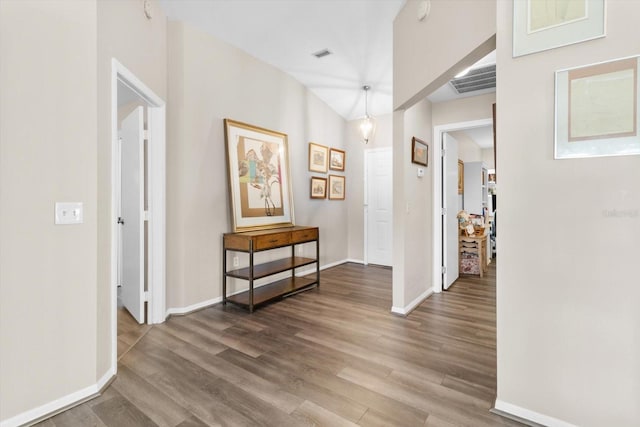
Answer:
[{"left": 359, "top": 85, "right": 376, "bottom": 144}]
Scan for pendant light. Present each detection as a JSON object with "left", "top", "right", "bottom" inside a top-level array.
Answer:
[{"left": 359, "top": 85, "right": 376, "bottom": 144}]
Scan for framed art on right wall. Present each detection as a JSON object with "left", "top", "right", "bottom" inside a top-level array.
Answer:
[
  {"left": 555, "top": 55, "right": 640, "bottom": 159},
  {"left": 513, "top": 0, "right": 605, "bottom": 57}
]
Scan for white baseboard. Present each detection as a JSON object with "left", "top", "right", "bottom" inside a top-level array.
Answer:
[
  {"left": 391, "top": 287, "right": 433, "bottom": 316},
  {"left": 295, "top": 258, "right": 350, "bottom": 277},
  {"left": 165, "top": 296, "right": 222, "bottom": 317},
  {"left": 345, "top": 258, "right": 364, "bottom": 264},
  {"left": 0, "top": 368, "right": 115, "bottom": 427},
  {"left": 320, "top": 259, "right": 350, "bottom": 270},
  {"left": 493, "top": 399, "right": 577, "bottom": 427}
]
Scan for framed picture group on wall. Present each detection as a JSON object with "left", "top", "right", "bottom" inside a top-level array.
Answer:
[{"left": 308, "top": 142, "right": 346, "bottom": 200}]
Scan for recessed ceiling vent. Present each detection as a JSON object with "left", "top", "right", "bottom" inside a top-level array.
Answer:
[
  {"left": 312, "top": 49, "right": 332, "bottom": 58},
  {"left": 449, "top": 64, "right": 496, "bottom": 94}
]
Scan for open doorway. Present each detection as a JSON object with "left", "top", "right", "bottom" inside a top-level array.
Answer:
[
  {"left": 110, "top": 59, "right": 166, "bottom": 369},
  {"left": 433, "top": 119, "right": 494, "bottom": 293}
]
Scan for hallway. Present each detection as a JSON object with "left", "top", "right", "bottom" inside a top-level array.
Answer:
[{"left": 38, "top": 261, "right": 521, "bottom": 427}]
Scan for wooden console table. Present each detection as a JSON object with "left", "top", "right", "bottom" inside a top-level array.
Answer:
[{"left": 222, "top": 226, "right": 319, "bottom": 312}]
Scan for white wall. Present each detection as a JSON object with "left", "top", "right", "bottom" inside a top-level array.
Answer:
[
  {"left": 346, "top": 114, "right": 393, "bottom": 262},
  {"left": 392, "top": 98, "right": 433, "bottom": 312},
  {"left": 0, "top": 0, "right": 98, "bottom": 421},
  {"left": 496, "top": 1, "right": 640, "bottom": 426},
  {"left": 481, "top": 148, "right": 494, "bottom": 169},
  {"left": 166, "top": 22, "right": 348, "bottom": 309},
  {"left": 448, "top": 130, "right": 483, "bottom": 163},
  {"left": 432, "top": 93, "right": 496, "bottom": 127}
]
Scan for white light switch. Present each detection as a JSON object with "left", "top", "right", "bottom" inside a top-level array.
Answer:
[
  {"left": 55, "top": 202, "right": 83, "bottom": 225},
  {"left": 417, "top": 168, "right": 424, "bottom": 178}
]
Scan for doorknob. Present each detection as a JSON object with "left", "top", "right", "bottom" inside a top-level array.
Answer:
[{"left": 117, "top": 217, "right": 125, "bottom": 225}]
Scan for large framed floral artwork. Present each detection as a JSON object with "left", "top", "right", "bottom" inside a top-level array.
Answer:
[{"left": 224, "top": 119, "right": 294, "bottom": 231}]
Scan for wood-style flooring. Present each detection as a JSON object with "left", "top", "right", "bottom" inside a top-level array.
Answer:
[{"left": 37, "top": 260, "right": 522, "bottom": 427}]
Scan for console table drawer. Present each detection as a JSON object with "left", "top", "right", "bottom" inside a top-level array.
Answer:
[
  {"left": 254, "top": 232, "right": 291, "bottom": 250},
  {"left": 291, "top": 228, "right": 318, "bottom": 243}
]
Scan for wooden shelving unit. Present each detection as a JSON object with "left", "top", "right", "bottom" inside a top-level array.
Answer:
[{"left": 222, "top": 226, "right": 319, "bottom": 312}]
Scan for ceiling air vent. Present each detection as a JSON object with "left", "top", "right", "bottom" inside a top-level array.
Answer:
[
  {"left": 312, "top": 49, "right": 332, "bottom": 59},
  {"left": 449, "top": 64, "right": 496, "bottom": 94}
]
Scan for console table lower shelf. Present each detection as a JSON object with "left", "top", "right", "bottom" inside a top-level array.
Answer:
[
  {"left": 222, "top": 226, "right": 320, "bottom": 312},
  {"left": 226, "top": 276, "right": 318, "bottom": 307}
]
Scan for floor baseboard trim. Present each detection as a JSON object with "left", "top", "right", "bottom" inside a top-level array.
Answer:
[
  {"left": 295, "top": 259, "right": 349, "bottom": 277},
  {"left": 493, "top": 399, "right": 577, "bottom": 427},
  {"left": 166, "top": 297, "right": 222, "bottom": 317},
  {"left": 166, "top": 259, "right": 351, "bottom": 317},
  {"left": 391, "top": 288, "right": 433, "bottom": 316},
  {"left": 0, "top": 369, "right": 115, "bottom": 427}
]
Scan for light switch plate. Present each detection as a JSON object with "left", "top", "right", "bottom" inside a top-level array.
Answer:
[{"left": 55, "top": 202, "right": 83, "bottom": 225}]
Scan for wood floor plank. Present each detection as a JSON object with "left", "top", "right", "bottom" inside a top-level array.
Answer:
[
  {"left": 48, "top": 404, "right": 108, "bottom": 427},
  {"left": 291, "top": 400, "right": 360, "bottom": 427},
  {"left": 37, "top": 260, "right": 524, "bottom": 427},
  {"left": 110, "top": 365, "right": 193, "bottom": 427},
  {"left": 91, "top": 394, "right": 158, "bottom": 427}
]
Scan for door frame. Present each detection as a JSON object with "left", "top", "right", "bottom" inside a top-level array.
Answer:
[
  {"left": 364, "top": 146, "right": 393, "bottom": 266},
  {"left": 432, "top": 118, "right": 492, "bottom": 293},
  {"left": 110, "top": 59, "right": 166, "bottom": 371}
]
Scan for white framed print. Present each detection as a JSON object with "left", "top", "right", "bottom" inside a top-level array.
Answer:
[
  {"left": 554, "top": 55, "right": 640, "bottom": 159},
  {"left": 513, "top": 0, "right": 606, "bottom": 58}
]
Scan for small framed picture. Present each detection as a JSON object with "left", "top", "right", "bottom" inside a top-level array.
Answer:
[
  {"left": 310, "top": 176, "right": 327, "bottom": 199},
  {"left": 308, "top": 142, "right": 329, "bottom": 173},
  {"left": 328, "top": 175, "right": 345, "bottom": 200},
  {"left": 411, "top": 137, "right": 428, "bottom": 166},
  {"left": 329, "top": 148, "right": 346, "bottom": 171}
]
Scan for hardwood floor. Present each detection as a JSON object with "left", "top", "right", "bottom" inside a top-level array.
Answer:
[
  {"left": 118, "top": 307, "right": 152, "bottom": 361},
  {"left": 38, "top": 260, "right": 522, "bottom": 427}
]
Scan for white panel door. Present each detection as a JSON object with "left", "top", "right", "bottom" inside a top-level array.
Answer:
[
  {"left": 119, "top": 106, "right": 145, "bottom": 323},
  {"left": 366, "top": 148, "right": 393, "bottom": 266},
  {"left": 443, "top": 133, "right": 459, "bottom": 290}
]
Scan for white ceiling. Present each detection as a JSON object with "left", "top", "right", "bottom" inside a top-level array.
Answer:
[
  {"left": 457, "top": 125, "right": 494, "bottom": 149},
  {"left": 157, "top": 1, "right": 496, "bottom": 122},
  {"left": 158, "top": 0, "right": 406, "bottom": 121}
]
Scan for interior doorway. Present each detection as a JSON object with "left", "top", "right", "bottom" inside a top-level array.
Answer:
[
  {"left": 432, "top": 118, "right": 493, "bottom": 293},
  {"left": 111, "top": 59, "right": 166, "bottom": 371}
]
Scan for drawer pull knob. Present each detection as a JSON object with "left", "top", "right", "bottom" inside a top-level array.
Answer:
[{"left": 269, "top": 239, "right": 279, "bottom": 243}]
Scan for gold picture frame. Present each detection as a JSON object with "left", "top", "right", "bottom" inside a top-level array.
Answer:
[
  {"left": 411, "top": 137, "right": 428, "bottom": 166},
  {"left": 310, "top": 176, "right": 327, "bottom": 199},
  {"left": 328, "top": 175, "right": 345, "bottom": 200},
  {"left": 224, "top": 119, "right": 294, "bottom": 231},
  {"left": 329, "top": 148, "right": 346, "bottom": 171},
  {"left": 308, "top": 142, "right": 329, "bottom": 173}
]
